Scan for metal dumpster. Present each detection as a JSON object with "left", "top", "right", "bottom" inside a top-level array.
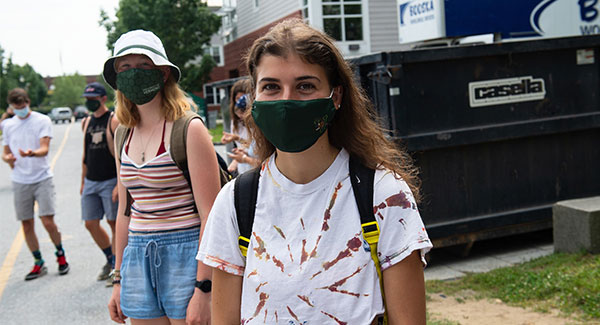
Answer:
[{"left": 352, "top": 35, "right": 600, "bottom": 247}]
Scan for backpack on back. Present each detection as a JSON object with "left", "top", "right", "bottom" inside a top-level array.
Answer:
[
  {"left": 233, "top": 156, "right": 387, "bottom": 324},
  {"left": 114, "top": 110, "right": 232, "bottom": 216}
]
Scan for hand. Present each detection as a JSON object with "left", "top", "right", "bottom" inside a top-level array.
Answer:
[
  {"left": 186, "top": 289, "right": 211, "bottom": 325},
  {"left": 80, "top": 181, "right": 84, "bottom": 195},
  {"left": 227, "top": 148, "right": 248, "bottom": 164},
  {"left": 18, "top": 149, "right": 34, "bottom": 157},
  {"left": 108, "top": 284, "right": 127, "bottom": 324},
  {"left": 220, "top": 132, "right": 237, "bottom": 144},
  {"left": 112, "top": 186, "right": 118, "bottom": 203},
  {"left": 3, "top": 153, "right": 16, "bottom": 169}
]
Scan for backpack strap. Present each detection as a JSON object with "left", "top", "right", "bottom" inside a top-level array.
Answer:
[
  {"left": 114, "top": 125, "right": 133, "bottom": 217},
  {"left": 170, "top": 110, "right": 197, "bottom": 185},
  {"left": 348, "top": 156, "right": 387, "bottom": 325},
  {"left": 233, "top": 167, "right": 261, "bottom": 257}
]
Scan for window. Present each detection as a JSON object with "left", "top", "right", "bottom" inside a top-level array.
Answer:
[
  {"left": 322, "top": 0, "right": 363, "bottom": 41},
  {"left": 253, "top": 0, "right": 259, "bottom": 10},
  {"left": 301, "top": 0, "right": 309, "bottom": 20},
  {"left": 205, "top": 86, "right": 222, "bottom": 105},
  {"left": 204, "top": 46, "right": 224, "bottom": 66}
]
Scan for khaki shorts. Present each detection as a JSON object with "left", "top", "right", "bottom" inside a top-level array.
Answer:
[{"left": 13, "top": 177, "right": 56, "bottom": 220}]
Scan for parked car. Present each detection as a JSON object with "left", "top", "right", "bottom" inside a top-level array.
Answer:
[
  {"left": 49, "top": 107, "right": 73, "bottom": 124},
  {"left": 73, "top": 105, "right": 89, "bottom": 121}
]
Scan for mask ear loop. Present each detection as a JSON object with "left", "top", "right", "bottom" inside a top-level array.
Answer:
[{"left": 328, "top": 89, "right": 335, "bottom": 98}]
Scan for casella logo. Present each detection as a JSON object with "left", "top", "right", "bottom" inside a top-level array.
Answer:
[
  {"left": 531, "top": 0, "right": 600, "bottom": 37},
  {"left": 469, "top": 76, "right": 546, "bottom": 108},
  {"left": 399, "top": 0, "right": 435, "bottom": 26}
]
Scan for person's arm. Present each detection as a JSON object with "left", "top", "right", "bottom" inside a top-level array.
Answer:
[
  {"left": 212, "top": 268, "right": 243, "bottom": 324},
  {"left": 228, "top": 148, "right": 259, "bottom": 166},
  {"left": 186, "top": 118, "right": 222, "bottom": 324},
  {"left": 107, "top": 145, "right": 130, "bottom": 324},
  {"left": 220, "top": 131, "right": 240, "bottom": 144},
  {"left": 81, "top": 118, "right": 89, "bottom": 195},
  {"left": 382, "top": 250, "right": 426, "bottom": 325},
  {"left": 18, "top": 136, "right": 50, "bottom": 158},
  {"left": 2, "top": 145, "right": 16, "bottom": 169}
]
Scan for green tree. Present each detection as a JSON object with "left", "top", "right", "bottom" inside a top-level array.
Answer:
[
  {"left": 100, "top": 0, "right": 221, "bottom": 92},
  {"left": 51, "top": 74, "right": 86, "bottom": 109},
  {"left": 0, "top": 44, "right": 47, "bottom": 110}
]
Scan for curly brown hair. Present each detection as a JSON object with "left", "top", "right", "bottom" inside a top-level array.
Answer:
[{"left": 244, "top": 19, "right": 420, "bottom": 200}]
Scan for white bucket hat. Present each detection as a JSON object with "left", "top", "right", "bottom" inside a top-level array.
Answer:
[{"left": 102, "top": 29, "right": 181, "bottom": 90}]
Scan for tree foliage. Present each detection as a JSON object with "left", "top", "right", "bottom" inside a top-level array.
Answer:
[
  {"left": 0, "top": 44, "right": 47, "bottom": 111},
  {"left": 100, "top": 0, "right": 221, "bottom": 92},
  {"left": 50, "top": 74, "right": 87, "bottom": 109}
]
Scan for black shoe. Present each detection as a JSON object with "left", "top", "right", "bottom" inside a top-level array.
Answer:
[
  {"left": 56, "top": 253, "right": 69, "bottom": 275},
  {"left": 25, "top": 263, "right": 48, "bottom": 281}
]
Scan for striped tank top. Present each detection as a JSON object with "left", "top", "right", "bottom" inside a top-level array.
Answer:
[{"left": 119, "top": 126, "right": 200, "bottom": 233}]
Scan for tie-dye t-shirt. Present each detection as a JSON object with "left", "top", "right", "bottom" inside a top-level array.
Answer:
[{"left": 197, "top": 149, "right": 432, "bottom": 324}]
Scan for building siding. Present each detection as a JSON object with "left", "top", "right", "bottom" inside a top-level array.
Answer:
[
  {"left": 369, "top": 0, "right": 410, "bottom": 53},
  {"left": 237, "top": 0, "right": 301, "bottom": 38}
]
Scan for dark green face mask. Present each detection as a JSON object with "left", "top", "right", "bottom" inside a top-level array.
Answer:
[
  {"left": 252, "top": 91, "right": 336, "bottom": 153},
  {"left": 85, "top": 99, "right": 101, "bottom": 112},
  {"left": 116, "top": 68, "right": 164, "bottom": 105}
]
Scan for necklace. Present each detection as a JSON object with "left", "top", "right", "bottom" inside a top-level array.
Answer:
[{"left": 138, "top": 120, "right": 162, "bottom": 163}]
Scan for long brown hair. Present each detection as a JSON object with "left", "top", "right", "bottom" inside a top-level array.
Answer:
[
  {"left": 245, "top": 19, "right": 420, "bottom": 200},
  {"left": 115, "top": 68, "right": 195, "bottom": 128},
  {"left": 229, "top": 78, "right": 252, "bottom": 134}
]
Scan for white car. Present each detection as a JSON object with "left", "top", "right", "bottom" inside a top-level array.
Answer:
[{"left": 49, "top": 107, "right": 73, "bottom": 124}]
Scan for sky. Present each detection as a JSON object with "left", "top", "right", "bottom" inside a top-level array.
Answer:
[{"left": 0, "top": 0, "right": 222, "bottom": 78}]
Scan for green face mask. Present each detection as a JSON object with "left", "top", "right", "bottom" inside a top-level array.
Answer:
[
  {"left": 252, "top": 91, "right": 336, "bottom": 153},
  {"left": 116, "top": 68, "right": 164, "bottom": 105},
  {"left": 85, "top": 99, "right": 101, "bottom": 112}
]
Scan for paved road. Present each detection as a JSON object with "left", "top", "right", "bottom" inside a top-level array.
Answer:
[{"left": 0, "top": 120, "right": 117, "bottom": 324}]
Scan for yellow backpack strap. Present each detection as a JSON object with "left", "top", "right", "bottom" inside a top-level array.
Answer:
[
  {"left": 233, "top": 167, "right": 261, "bottom": 257},
  {"left": 349, "top": 156, "right": 387, "bottom": 325}
]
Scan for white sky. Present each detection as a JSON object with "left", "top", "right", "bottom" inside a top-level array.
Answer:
[{"left": 0, "top": 0, "right": 222, "bottom": 78}]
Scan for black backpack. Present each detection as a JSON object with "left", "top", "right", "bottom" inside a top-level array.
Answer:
[{"left": 233, "top": 156, "right": 387, "bottom": 324}]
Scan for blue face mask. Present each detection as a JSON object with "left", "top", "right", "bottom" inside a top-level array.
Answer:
[{"left": 14, "top": 106, "right": 30, "bottom": 118}]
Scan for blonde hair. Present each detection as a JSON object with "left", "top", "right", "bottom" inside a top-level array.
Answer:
[
  {"left": 245, "top": 19, "right": 420, "bottom": 200},
  {"left": 115, "top": 73, "right": 195, "bottom": 128}
]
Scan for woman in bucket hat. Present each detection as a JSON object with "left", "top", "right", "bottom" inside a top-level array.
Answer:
[{"left": 105, "top": 29, "right": 220, "bottom": 325}]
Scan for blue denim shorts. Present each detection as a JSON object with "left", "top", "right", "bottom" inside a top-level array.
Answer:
[
  {"left": 81, "top": 177, "right": 118, "bottom": 221},
  {"left": 120, "top": 228, "right": 200, "bottom": 320}
]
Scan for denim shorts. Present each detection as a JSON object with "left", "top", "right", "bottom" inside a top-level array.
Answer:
[
  {"left": 120, "top": 228, "right": 200, "bottom": 320},
  {"left": 81, "top": 177, "right": 118, "bottom": 221},
  {"left": 13, "top": 177, "right": 56, "bottom": 220}
]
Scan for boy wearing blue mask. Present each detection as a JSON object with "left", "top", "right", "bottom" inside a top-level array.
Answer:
[{"left": 2, "top": 88, "right": 70, "bottom": 281}]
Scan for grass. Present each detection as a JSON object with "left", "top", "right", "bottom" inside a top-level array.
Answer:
[
  {"left": 426, "top": 252, "right": 600, "bottom": 321},
  {"left": 208, "top": 123, "right": 224, "bottom": 144}
]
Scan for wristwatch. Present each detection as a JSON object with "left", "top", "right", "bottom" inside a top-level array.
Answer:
[{"left": 195, "top": 279, "right": 212, "bottom": 293}]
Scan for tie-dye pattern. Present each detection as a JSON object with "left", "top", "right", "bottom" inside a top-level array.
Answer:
[{"left": 198, "top": 149, "right": 432, "bottom": 324}]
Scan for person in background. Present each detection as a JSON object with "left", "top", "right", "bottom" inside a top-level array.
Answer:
[
  {"left": 80, "top": 82, "right": 119, "bottom": 286},
  {"left": 1, "top": 105, "right": 15, "bottom": 130},
  {"left": 198, "top": 20, "right": 432, "bottom": 324},
  {"left": 226, "top": 94, "right": 259, "bottom": 173},
  {"left": 220, "top": 78, "right": 252, "bottom": 174},
  {"left": 104, "top": 30, "right": 220, "bottom": 325},
  {"left": 2, "top": 88, "right": 70, "bottom": 281}
]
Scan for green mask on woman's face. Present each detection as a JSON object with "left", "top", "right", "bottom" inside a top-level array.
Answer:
[
  {"left": 251, "top": 90, "right": 336, "bottom": 153},
  {"left": 116, "top": 68, "right": 164, "bottom": 105},
  {"left": 85, "top": 99, "right": 101, "bottom": 112}
]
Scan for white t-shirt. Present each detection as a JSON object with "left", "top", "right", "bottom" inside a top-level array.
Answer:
[
  {"left": 2, "top": 111, "right": 53, "bottom": 184},
  {"left": 231, "top": 121, "right": 253, "bottom": 174},
  {"left": 198, "top": 149, "right": 432, "bottom": 324}
]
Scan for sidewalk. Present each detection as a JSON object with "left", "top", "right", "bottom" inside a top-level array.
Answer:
[{"left": 424, "top": 230, "right": 554, "bottom": 281}]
